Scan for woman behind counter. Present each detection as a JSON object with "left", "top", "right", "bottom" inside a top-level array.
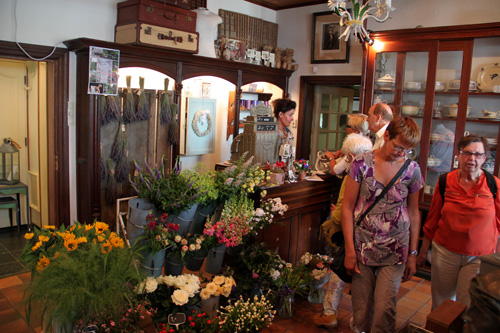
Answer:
[
  {"left": 417, "top": 135, "right": 500, "bottom": 310},
  {"left": 273, "top": 98, "right": 297, "bottom": 178}
]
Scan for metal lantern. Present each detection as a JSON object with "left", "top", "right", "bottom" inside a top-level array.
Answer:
[{"left": 0, "top": 138, "right": 20, "bottom": 185}]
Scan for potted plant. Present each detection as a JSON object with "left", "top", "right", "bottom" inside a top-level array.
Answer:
[
  {"left": 270, "top": 261, "right": 309, "bottom": 319},
  {"left": 130, "top": 157, "right": 205, "bottom": 235},
  {"left": 218, "top": 294, "right": 275, "bottom": 332},
  {"left": 293, "top": 159, "right": 311, "bottom": 180},
  {"left": 164, "top": 232, "right": 208, "bottom": 275},
  {"left": 299, "top": 252, "right": 334, "bottom": 303},
  {"left": 137, "top": 274, "right": 202, "bottom": 324},
  {"left": 268, "top": 160, "right": 286, "bottom": 185},
  {"left": 199, "top": 274, "right": 237, "bottom": 318},
  {"left": 21, "top": 222, "right": 143, "bottom": 332}
]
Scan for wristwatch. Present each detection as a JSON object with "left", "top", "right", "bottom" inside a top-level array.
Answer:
[{"left": 409, "top": 250, "right": 418, "bottom": 256}]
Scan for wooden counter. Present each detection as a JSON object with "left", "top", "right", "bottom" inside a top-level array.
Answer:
[{"left": 255, "top": 174, "right": 342, "bottom": 264}]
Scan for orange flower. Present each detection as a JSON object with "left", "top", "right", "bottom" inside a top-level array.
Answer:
[
  {"left": 64, "top": 238, "right": 78, "bottom": 251},
  {"left": 94, "top": 222, "right": 109, "bottom": 234},
  {"left": 31, "top": 241, "right": 43, "bottom": 251},
  {"left": 101, "top": 240, "right": 113, "bottom": 254},
  {"left": 24, "top": 233, "right": 34, "bottom": 240},
  {"left": 36, "top": 255, "right": 51, "bottom": 272},
  {"left": 38, "top": 235, "right": 50, "bottom": 242},
  {"left": 43, "top": 225, "right": 56, "bottom": 230}
]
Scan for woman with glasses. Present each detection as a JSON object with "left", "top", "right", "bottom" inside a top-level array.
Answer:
[
  {"left": 417, "top": 135, "right": 500, "bottom": 310},
  {"left": 341, "top": 116, "right": 424, "bottom": 333}
]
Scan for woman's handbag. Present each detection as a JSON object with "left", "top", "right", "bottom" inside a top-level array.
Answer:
[{"left": 330, "top": 159, "right": 411, "bottom": 283}]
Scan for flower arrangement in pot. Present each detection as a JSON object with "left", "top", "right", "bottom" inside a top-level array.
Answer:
[
  {"left": 218, "top": 294, "right": 275, "bottom": 332},
  {"left": 270, "top": 261, "right": 309, "bottom": 319},
  {"left": 267, "top": 160, "right": 286, "bottom": 185},
  {"left": 299, "top": 252, "right": 334, "bottom": 303},
  {"left": 164, "top": 232, "right": 209, "bottom": 275},
  {"left": 293, "top": 159, "right": 311, "bottom": 180},
  {"left": 137, "top": 274, "right": 202, "bottom": 324},
  {"left": 21, "top": 222, "right": 143, "bottom": 332},
  {"left": 130, "top": 156, "right": 205, "bottom": 218},
  {"left": 248, "top": 197, "right": 288, "bottom": 237}
]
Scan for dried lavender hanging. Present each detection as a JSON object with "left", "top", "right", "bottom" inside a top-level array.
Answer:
[
  {"left": 110, "top": 122, "right": 127, "bottom": 163},
  {"left": 115, "top": 156, "right": 129, "bottom": 183},
  {"left": 105, "top": 159, "right": 118, "bottom": 206},
  {"left": 107, "top": 95, "right": 121, "bottom": 122},
  {"left": 123, "top": 76, "right": 136, "bottom": 124},
  {"left": 99, "top": 95, "right": 110, "bottom": 126},
  {"left": 136, "top": 76, "right": 150, "bottom": 121},
  {"left": 168, "top": 103, "right": 180, "bottom": 145},
  {"left": 160, "top": 78, "right": 173, "bottom": 125},
  {"left": 100, "top": 145, "right": 110, "bottom": 183}
]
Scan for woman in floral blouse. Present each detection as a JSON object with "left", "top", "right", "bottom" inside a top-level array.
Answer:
[{"left": 341, "top": 116, "right": 424, "bottom": 333}]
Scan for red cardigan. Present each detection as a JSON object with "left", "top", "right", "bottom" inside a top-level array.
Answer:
[{"left": 423, "top": 170, "right": 500, "bottom": 256}]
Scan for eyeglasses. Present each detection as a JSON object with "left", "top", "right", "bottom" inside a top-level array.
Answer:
[
  {"left": 391, "top": 141, "right": 413, "bottom": 154},
  {"left": 459, "top": 150, "right": 486, "bottom": 159}
]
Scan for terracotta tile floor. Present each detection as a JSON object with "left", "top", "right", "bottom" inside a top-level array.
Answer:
[
  {"left": 0, "top": 228, "right": 433, "bottom": 332},
  {"left": 0, "top": 270, "right": 432, "bottom": 332}
]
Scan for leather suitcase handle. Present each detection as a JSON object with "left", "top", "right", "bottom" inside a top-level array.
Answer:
[{"left": 164, "top": 13, "right": 178, "bottom": 24}]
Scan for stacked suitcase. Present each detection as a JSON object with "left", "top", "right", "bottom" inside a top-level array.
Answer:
[{"left": 115, "top": 0, "right": 199, "bottom": 53}]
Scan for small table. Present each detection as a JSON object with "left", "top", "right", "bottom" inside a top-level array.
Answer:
[{"left": 0, "top": 182, "right": 30, "bottom": 233}]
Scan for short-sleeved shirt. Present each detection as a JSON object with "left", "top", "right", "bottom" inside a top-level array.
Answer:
[{"left": 348, "top": 151, "right": 424, "bottom": 266}]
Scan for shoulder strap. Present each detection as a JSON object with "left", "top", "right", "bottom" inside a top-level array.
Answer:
[
  {"left": 439, "top": 172, "right": 448, "bottom": 201},
  {"left": 440, "top": 170, "right": 497, "bottom": 200},
  {"left": 483, "top": 170, "right": 497, "bottom": 199},
  {"left": 356, "top": 159, "right": 411, "bottom": 226}
]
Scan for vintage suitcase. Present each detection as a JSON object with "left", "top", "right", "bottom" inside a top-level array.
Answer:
[
  {"left": 117, "top": 0, "right": 197, "bottom": 33},
  {"left": 115, "top": 22, "right": 199, "bottom": 53},
  {"left": 149, "top": 0, "right": 192, "bottom": 10}
]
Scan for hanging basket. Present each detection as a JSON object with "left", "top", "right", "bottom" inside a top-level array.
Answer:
[
  {"left": 204, "top": 244, "right": 226, "bottom": 275},
  {"left": 140, "top": 248, "right": 167, "bottom": 278},
  {"left": 127, "top": 198, "right": 154, "bottom": 246}
]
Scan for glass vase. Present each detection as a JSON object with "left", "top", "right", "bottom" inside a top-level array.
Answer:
[
  {"left": 307, "top": 284, "right": 324, "bottom": 303},
  {"left": 277, "top": 293, "right": 295, "bottom": 319}
]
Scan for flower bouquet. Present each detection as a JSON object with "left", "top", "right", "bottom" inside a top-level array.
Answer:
[
  {"left": 271, "top": 262, "right": 309, "bottom": 319},
  {"left": 299, "top": 252, "right": 334, "bottom": 303},
  {"left": 137, "top": 213, "right": 178, "bottom": 255},
  {"left": 267, "top": 160, "right": 286, "bottom": 185},
  {"left": 138, "top": 274, "right": 202, "bottom": 324},
  {"left": 165, "top": 232, "right": 208, "bottom": 273},
  {"left": 157, "top": 311, "right": 220, "bottom": 333},
  {"left": 294, "top": 159, "right": 311, "bottom": 180},
  {"left": 199, "top": 275, "right": 237, "bottom": 318},
  {"left": 218, "top": 294, "right": 275, "bottom": 332},
  {"left": 21, "top": 222, "right": 143, "bottom": 332},
  {"left": 249, "top": 197, "right": 288, "bottom": 237}
]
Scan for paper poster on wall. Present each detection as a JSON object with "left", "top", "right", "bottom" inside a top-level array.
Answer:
[
  {"left": 88, "top": 46, "right": 120, "bottom": 95},
  {"left": 185, "top": 98, "right": 216, "bottom": 155}
]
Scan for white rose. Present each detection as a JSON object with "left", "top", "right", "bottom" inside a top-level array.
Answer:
[
  {"left": 254, "top": 208, "right": 265, "bottom": 217},
  {"left": 182, "top": 284, "right": 197, "bottom": 297},
  {"left": 174, "top": 275, "right": 187, "bottom": 289},
  {"left": 171, "top": 289, "right": 189, "bottom": 306},
  {"left": 163, "top": 275, "right": 176, "bottom": 286},
  {"left": 145, "top": 276, "right": 158, "bottom": 293},
  {"left": 221, "top": 284, "right": 232, "bottom": 297},
  {"left": 270, "top": 269, "right": 280, "bottom": 280}
]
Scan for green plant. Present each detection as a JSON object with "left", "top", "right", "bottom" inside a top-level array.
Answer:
[
  {"left": 271, "top": 262, "right": 309, "bottom": 298},
  {"left": 218, "top": 294, "right": 275, "bottom": 332},
  {"left": 249, "top": 197, "right": 288, "bottom": 237},
  {"left": 135, "top": 213, "right": 180, "bottom": 255},
  {"left": 24, "top": 239, "right": 143, "bottom": 332},
  {"left": 293, "top": 159, "right": 311, "bottom": 174},
  {"left": 165, "top": 233, "right": 208, "bottom": 264},
  {"left": 181, "top": 163, "right": 219, "bottom": 206},
  {"left": 157, "top": 311, "right": 220, "bottom": 333},
  {"left": 130, "top": 157, "right": 204, "bottom": 215}
]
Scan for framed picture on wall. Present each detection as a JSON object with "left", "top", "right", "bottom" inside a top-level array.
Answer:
[
  {"left": 202, "top": 82, "right": 211, "bottom": 98},
  {"left": 311, "top": 11, "right": 350, "bottom": 64}
]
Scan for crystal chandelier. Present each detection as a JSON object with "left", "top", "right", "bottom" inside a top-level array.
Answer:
[{"left": 328, "top": 0, "right": 395, "bottom": 44}]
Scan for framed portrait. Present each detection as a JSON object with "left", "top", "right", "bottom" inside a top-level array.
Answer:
[{"left": 311, "top": 11, "right": 350, "bottom": 64}]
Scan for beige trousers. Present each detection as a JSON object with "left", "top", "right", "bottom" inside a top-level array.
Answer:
[
  {"left": 430, "top": 241, "right": 480, "bottom": 310},
  {"left": 351, "top": 262, "right": 405, "bottom": 333}
]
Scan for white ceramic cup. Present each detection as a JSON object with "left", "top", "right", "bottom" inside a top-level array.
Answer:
[
  {"left": 424, "top": 185, "right": 432, "bottom": 194},
  {"left": 493, "top": 85, "right": 500, "bottom": 93}
]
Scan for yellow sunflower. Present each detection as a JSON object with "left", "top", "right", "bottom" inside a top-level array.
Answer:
[
  {"left": 94, "top": 221, "right": 109, "bottom": 234},
  {"left": 101, "top": 240, "right": 113, "bottom": 254},
  {"left": 43, "top": 225, "right": 56, "bottom": 230},
  {"left": 36, "top": 255, "right": 51, "bottom": 272},
  {"left": 84, "top": 224, "right": 94, "bottom": 232},
  {"left": 38, "top": 235, "right": 50, "bottom": 242},
  {"left": 109, "top": 235, "right": 125, "bottom": 248},
  {"left": 75, "top": 237, "right": 88, "bottom": 244},
  {"left": 31, "top": 241, "right": 43, "bottom": 251},
  {"left": 24, "top": 233, "right": 34, "bottom": 240},
  {"left": 64, "top": 238, "right": 79, "bottom": 251}
]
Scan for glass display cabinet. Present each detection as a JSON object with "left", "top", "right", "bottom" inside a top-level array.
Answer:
[{"left": 362, "top": 22, "right": 500, "bottom": 208}]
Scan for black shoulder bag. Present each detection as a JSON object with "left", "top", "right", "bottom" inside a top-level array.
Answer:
[{"left": 330, "top": 159, "right": 411, "bottom": 283}]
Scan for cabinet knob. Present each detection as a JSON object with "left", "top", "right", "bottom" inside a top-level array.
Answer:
[{"left": 276, "top": 237, "right": 279, "bottom": 241}]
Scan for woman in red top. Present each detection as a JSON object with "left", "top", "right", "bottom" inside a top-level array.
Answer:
[{"left": 417, "top": 135, "right": 500, "bottom": 309}]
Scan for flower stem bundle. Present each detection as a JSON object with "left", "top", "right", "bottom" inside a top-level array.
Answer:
[
  {"left": 136, "top": 76, "right": 150, "bottom": 121},
  {"left": 168, "top": 103, "right": 180, "bottom": 145},
  {"left": 105, "top": 159, "right": 118, "bottom": 205},
  {"left": 110, "top": 123, "right": 127, "bottom": 163},
  {"left": 159, "top": 78, "right": 172, "bottom": 125},
  {"left": 123, "top": 76, "right": 136, "bottom": 124}
]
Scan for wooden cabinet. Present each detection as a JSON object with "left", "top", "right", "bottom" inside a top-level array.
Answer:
[
  {"left": 362, "top": 22, "right": 500, "bottom": 207},
  {"left": 226, "top": 91, "right": 273, "bottom": 140},
  {"left": 64, "top": 38, "right": 293, "bottom": 224}
]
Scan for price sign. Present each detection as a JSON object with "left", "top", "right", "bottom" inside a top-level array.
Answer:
[
  {"left": 257, "top": 116, "right": 274, "bottom": 122},
  {"left": 257, "top": 124, "right": 277, "bottom": 131}
]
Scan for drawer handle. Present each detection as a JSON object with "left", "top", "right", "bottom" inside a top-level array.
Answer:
[
  {"left": 276, "top": 237, "right": 279, "bottom": 241},
  {"left": 164, "top": 13, "right": 178, "bottom": 24}
]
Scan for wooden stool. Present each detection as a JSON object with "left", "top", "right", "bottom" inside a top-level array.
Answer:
[
  {"left": 425, "top": 299, "right": 466, "bottom": 333},
  {"left": 0, "top": 196, "right": 20, "bottom": 231}
]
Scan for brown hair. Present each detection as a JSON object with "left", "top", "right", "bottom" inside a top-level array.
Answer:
[
  {"left": 273, "top": 98, "right": 296, "bottom": 118},
  {"left": 457, "top": 135, "right": 489, "bottom": 155},
  {"left": 386, "top": 116, "right": 421, "bottom": 148},
  {"left": 372, "top": 103, "right": 393, "bottom": 122}
]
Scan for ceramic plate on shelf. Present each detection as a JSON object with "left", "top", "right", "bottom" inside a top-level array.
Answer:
[
  {"left": 477, "top": 63, "right": 500, "bottom": 92},
  {"left": 478, "top": 116, "right": 500, "bottom": 121}
]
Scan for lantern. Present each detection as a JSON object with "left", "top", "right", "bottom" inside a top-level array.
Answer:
[{"left": 0, "top": 138, "right": 20, "bottom": 185}]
